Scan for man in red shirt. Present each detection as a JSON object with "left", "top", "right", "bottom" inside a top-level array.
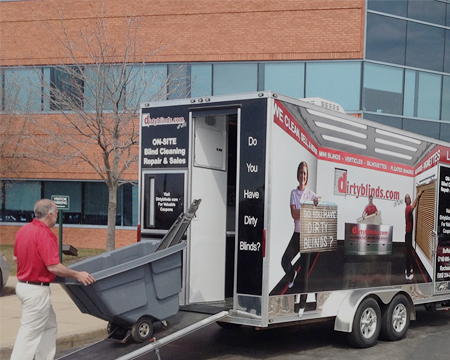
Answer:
[
  {"left": 362, "top": 195, "right": 378, "bottom": 219},
  {"left": 11, "top": 199, "right": 95, "bottom": 360},
  {"left": 404, "top": 191, "right": 422, "bottom": 280}
]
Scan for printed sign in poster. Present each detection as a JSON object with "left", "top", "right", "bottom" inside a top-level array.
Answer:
[
  {"left": 142, "top": 172, "right": 185, "bottom": 231},
  {"left": 299, "top": 204, "right": 338, "bottom": 253},
  {"left": 141, "top": 108, "right": 189, "bottom": 169},
  {"left": 344, "top": 223, "right": 393, "bottom": 255},
  {"left": 436, "top": 165, "right": 450, "bottom": 290}
]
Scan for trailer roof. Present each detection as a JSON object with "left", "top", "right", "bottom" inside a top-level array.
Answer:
[{"left": 284, "top": 98, "right": 435, "bottom": 168}]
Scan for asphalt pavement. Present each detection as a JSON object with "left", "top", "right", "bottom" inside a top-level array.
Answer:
[{"left": 0, "top": 276, "right": 107, "bottom": 360}]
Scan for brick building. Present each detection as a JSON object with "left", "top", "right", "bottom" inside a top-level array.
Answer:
[{"left": 1, "top": 0, "right": 449, "bottom": 249}]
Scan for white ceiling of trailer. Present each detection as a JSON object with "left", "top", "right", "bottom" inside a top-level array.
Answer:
[{"left": 285, "top": 101, "right": 436, "bottom": 168}]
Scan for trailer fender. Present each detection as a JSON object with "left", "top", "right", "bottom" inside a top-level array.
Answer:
[{"left": 334, "top": 289, "right": 414, "bottom": 333}]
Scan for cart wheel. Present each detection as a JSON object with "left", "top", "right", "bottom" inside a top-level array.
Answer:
[
  {"left": 107, "top": 322, "right": 128, "bottom": 339},
  {"left": 131, "top": 316, "right": 154, "bottom": 343},
  {"left": 347, "top": 297, "right": 381, "bottom": 348},
  {"left": 380, "top": 294, "right": 410, "bottom": 341},
  {"left": 161, "top": 320, "right": 169, "bottom": 329}
]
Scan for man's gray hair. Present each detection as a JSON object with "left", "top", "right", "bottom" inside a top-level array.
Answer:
[{"left": 34, "top": 199, "right": 56, "bottom": 220}]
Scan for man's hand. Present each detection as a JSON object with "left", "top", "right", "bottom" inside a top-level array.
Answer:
[{"left": 76, "top": 271, "right": 96, "bottom": 286}]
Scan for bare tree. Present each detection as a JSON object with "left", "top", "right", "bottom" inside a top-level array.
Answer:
[{"left": 20, "top": 5, "right": 189, "bottom": 251}]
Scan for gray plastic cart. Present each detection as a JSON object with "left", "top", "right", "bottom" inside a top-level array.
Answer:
[{"left": 59, "top": 200, "right": 201, "bottom": 343}]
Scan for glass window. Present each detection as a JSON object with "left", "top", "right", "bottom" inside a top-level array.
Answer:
[
  {"left": 43, "top": 181, "right": 82, "bottom": 224},
  {"left": 213, "top": 63, "right": 257, "bottom": 96},
  {"left": 168, "top": 64, "right": 190, "bottom": 100},
  {"left": 442, "top": 75, "right": 450, "bottom": 121},
  {"left": 84, "top": 182, "right": 109, "bottom": 225},
  {"left": 407, "top": 0, "right": 446, "bottom": 26},
  {"left": 4, "top": 68, "right": 42, "bottom": 112},
  {"left": 366, "top": 14, "right": 406, "bottom": 66},
  {"left": 363, "top": 113, "right": 403, "bottom": 129},
  {"left": 448, "top": 4, "right": 450, "bottom": 26},
  {"left": 440, "top": 123, "right": 450, "bottom": 142},
  {"left": 403, "top": 118, "right": 440, "bottom": 139},
  {"left": 1, "top": 180, "right": 136, "bottom": 226},
  {"left": 445, "top": 30, "right": 450, "bottom": 73},
  {"left": 4, "top": 181, "right": 40, "bottom": 222},
  {"left": 406, "top": 22, "right": 445, "bottom": 72},
  {"left": 367, "top": 0, "right": 407, "bottom": 17},
  {"left": 263, "top": 62, "right": 305, "bottom": 98},
  {"left": 50, "top": 66, "right": 84, "bottom": 111},
  {"left": 363, "top": 63, "right": 403, "bottom": 115},
  {"left": 121, "top": 183, "right": 138, "bottom": 226},
  {"left": 42, "top": 67, "right": 51, "bottom": 111},
  {"left": 125, "top": 64, "right": 168, "bottom": 110},
  {"left": 305, "top": 62, "right": 361, "bottom": 111},
  {"left": 84, "top": 65, "right": 132, "bottom": 112},
  {"left": 403, "top": 70, "right": 416, "bottom": 117},
  {"left": 191, "top": 64, "right": 212, "bottom": 97},
  {"left": 417, "top": 72, "right": 441, "bottom": 120}
]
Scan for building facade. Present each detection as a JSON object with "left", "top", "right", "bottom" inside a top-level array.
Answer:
[{"left": 0, "top": 0, "right": 449, "bottom": 249}]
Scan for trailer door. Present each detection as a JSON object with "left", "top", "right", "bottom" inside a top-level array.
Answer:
[{"left": 188, "top": 109, "right": 238, "bottom": 303}]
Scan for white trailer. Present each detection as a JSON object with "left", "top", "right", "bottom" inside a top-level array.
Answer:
[{"left": 110, "top": 91, "right": 450, "bottom": 359}]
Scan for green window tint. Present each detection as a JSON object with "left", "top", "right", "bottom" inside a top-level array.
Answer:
[
  {"left": 191, "top": 64, "right": 212, "bottom": 97},
  {"left": 263, "top": 62, "right": 305, "bottom": 99},
  {"left": 305, "top": 62, "right": 361, "bottom": 112},
  {"left": 363, "top": 63, "right": 403, "bottom": 115},
  {"left": 213, "top": 63, "right": 257, "bottom": 96}
]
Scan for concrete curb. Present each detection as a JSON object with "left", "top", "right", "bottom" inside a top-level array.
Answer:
[{"left": 0, "top": 329, "right": 108, "bottom": 360}]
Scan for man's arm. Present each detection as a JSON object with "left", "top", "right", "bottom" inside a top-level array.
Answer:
[
  {"left": 411, "top": 190, "right": 423, "bottom": 210},
  {"left": 47, "top": 263, "right": 95, "bottom": 286}
]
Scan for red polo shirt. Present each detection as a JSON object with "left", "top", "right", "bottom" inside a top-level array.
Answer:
[{"left": 14, "top": 219, "right": 60, "bottom": 283}]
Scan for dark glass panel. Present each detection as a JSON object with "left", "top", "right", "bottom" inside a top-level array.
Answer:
[
  {"left": 403, "top": 118, "right": 440, "bottom": 139},
  {"left": 407, "top": 0, "right": 446, "bottom": 26},
  {"left": 367, "top": 0, "right": 407, "bottom": 17},
  {"left": 362, "top": 113, "right": 403, "bottom": 129},
  {"left": 366, "top": 14, "right": 406, "bottom": 65},
  {"left": 406, "top": 22, "right": 445, "bottom": 72},
  {"left": 440, "top": 123, "right": 450, "bottom": 142}
]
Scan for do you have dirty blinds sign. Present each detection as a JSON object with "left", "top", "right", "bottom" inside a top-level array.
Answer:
[{"left": 299, "top": 203, "right": 337, "bottom": 253}]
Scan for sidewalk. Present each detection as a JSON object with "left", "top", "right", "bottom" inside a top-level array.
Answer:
[{"left": 0, "top": 276, "right": 107, "bottom": 360}]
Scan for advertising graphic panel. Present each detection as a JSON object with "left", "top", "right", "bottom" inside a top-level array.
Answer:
[
  {"left": 269, "top": 99, "right": 433, "bottom": 299},
  {"left": 436, "top": 165, "right": 450, "bottom": 292}
]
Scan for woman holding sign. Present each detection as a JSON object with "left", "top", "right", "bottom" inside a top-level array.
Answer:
[{"left": 281, "top": 161, "right": 319, "bottom": 316}]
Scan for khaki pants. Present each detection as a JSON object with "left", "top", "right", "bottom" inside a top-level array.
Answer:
[{"left": 10, "top": 282, "right": 57, "bottom": 360}]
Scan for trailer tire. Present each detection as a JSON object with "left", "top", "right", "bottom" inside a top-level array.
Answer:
[
  {"left": 131, "top": 316, "right": 154, "bottom": 343},
  {"left": 380, "top": 294, "right": 410, "bottom": 341},
  {"left": 347, "top": 297, "right": 381, "bottom": 348}
]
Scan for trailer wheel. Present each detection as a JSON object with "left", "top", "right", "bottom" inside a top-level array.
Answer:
[
  {"left": 380, "top": 294, "right": 410, "bottom": 341},
  {"left": 131, "top": 316, "right": 154, "bottom": 343},
  {"left": 348, "top": 297, "right": 381, "bottom": 348}
]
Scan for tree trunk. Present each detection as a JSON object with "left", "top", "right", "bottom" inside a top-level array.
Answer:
[{"left": 106, "top": 183, "right": 118, "bottom": 252}]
